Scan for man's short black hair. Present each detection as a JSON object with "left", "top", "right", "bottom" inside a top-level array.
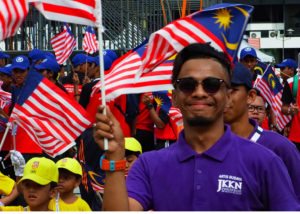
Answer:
[{"left": 172, "top": 43, "right": 232, "bottom": 86}]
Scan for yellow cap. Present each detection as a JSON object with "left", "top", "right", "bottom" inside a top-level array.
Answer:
[
  {"left": 125, "top": 137, "right": 142, "bottom": 154},
  {"left": 56, "top": 158, "right": 82, "bottom": 176},
  {"left": 19, "top": 157, "right": 58, "bottom": 185}
]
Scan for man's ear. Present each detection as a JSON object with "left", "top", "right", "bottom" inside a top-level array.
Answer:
[
  {"left": 49, "top": 186, "right": 59, "bottom": 199},
  {"left": 247, "top": 89, "right": 257, "bottom": 105}
]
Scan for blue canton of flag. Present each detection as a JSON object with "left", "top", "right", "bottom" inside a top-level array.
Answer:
[
  {"left": 152, "top": 91, "right": 172, "bottom": 113},
  {"left": 139, "top": 3, "right": 254, "bottom": 75},
  {"left": 81, "top": 162, "right": 105, "bottom": 193},
  {"left": 261, "top": 66, "right": 282, "bottom": 96},
  {"left": 254, "top": 61, "right": 268, "bottom": 76}
]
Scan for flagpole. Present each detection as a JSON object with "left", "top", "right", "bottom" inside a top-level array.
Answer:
[
  {"left": 96, "top": 0, "right": 108, "bottom": 151},
  {"left": 12, "top": 121, "right": 16, "bottom": 151},
  {"left": 0, "top": 122, "right": 11, "bottom": 152}
]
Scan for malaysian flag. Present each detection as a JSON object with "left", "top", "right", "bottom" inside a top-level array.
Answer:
[
  {"left": 81, "top": 162, "right": 105, "bottom": 193},
  {"left": 255, "top": 65, "right": 292, "bottom": 131},
  {"left": 138, "top": 3, "right": 253, "bottom": 76},
  {"left": 9, "top": 70, "right": 93, "bottom": 157},
  {"left": 83, "top": 26, "right": 98, "bottom": 54},
  {"left": 92, "top": 40, "right": 174, "bottom": 100},
  {"left": 51, "top": 25, "right": 76, "bottom": 64},
  {"left": 0, "top": 82, "right": 11, "bottom": 109},
  {"left": 0, "top": 0, "right": 29, "bottom": 41},
  {"left": 29, "top": 0, "right": 98, "bottom": 26}
]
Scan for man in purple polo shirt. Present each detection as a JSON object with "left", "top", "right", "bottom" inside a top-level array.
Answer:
[
  {"left": 224, "top": 62, "right": 300, "bottom": 202},
  {"left": 93, "top": 43, "right": 300, "bottom": 211}
]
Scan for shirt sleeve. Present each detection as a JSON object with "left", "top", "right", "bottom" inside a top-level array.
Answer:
[
  {"left": 261, "top": 155, "right": 300, "bottom": 211},
  {"left": 126, "top": 155, "right": 153, "bottom": 211},
  {"left": 281, "top": 83, "right": 293, "bottom": 104},
  {"left": 0, "top": 173, "right": 15, "bottom": 195}
]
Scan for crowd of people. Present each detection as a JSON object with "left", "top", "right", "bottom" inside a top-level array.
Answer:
[{"left": 0, "top": 41, "right": 299, "bottom": 211}]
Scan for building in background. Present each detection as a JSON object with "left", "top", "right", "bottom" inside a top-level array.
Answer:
[{"left": 223, "top": 0, "right": 300, "bottom": 63}]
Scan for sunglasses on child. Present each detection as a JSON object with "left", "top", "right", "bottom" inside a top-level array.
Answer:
[{"left": 175, "top": 77, "right": 229, "bottom": 94}]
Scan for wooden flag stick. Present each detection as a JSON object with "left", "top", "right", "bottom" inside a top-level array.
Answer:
[
  {"left": 96, "top": 0, "right": 108, "bottom": 151},
  {"left": 0, "top": 122, "right": 11, "bottom": 152}
]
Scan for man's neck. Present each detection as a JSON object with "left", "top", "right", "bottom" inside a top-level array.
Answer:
[
  {"left": 183, "top": 118, "right": 225, "bottom": 154},
  {"left": 29, "top": 203, "right": 50, "bottom": 211},
  {"left": 229, "top": 113, "right": 254, "bottom": 139}
]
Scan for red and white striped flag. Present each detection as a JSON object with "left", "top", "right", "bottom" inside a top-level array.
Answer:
[
  {"left": 0, "top": 0, "right": 29, "bottom": 41},
  {"left": 83, "top": 26, "right": 98, "bottom": 54},
  {"left": 29, "top": 0, "right": 98, "bottom": 26},
  {"left": 138, "top": 4, "right": 253, "bottom": 77},
  {"left": 254, "top": 66, "right": 292, "bottom": 131},
  {"left": 9, "top": 70, "right": 93, "bottom": 157},
  {"left": 92, "top": 41, "right": 174, "bottom": 101},
  {"left": 51, "top": 25, "right": 76, "bottom": 65}
]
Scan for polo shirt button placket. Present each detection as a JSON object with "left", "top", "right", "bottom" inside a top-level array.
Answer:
[{"left": 196, "top": 185, "right": 201, "bottom": 190}]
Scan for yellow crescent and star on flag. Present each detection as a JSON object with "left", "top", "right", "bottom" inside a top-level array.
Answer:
[
  {"left": 213, "top": 6, "right": 248, "bottom": 51},
  {"left": 267, "top": 73, "right": 277, "bottom": 89}
]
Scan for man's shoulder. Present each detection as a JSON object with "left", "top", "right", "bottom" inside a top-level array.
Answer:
[{"left": 260, "top": 130, "right": 296, "bottom": 148}]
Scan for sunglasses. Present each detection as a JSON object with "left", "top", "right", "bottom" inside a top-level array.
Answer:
[{"left": 175, "top": 77, "right": 229, "bottom": 94}]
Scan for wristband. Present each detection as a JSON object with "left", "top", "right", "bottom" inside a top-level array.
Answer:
[
  {"left": 74, "top": 94, "right": 80, "bottom": 97},
  {"left": 146, "top": 103, "right": 154, "bottom": 110},
  {"left": 288, "top": 107, "right": 292, "bottom": 115},
  {"left": 99, "top": 154, "right": 126, "bottom": 171}
]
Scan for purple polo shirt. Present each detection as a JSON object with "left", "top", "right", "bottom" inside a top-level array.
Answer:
[
  {"left": 248, "top": 118, "right": 300, "bottom": 202},
  {"left": 126, "top": 125, "right": 300, "bottom": 211}
]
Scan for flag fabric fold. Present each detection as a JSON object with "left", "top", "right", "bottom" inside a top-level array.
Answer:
[
  {"left": 0, "top": 0, "right": 29, "bottom": 41},
  {"left": 9, "top": 70, "right": 93, "bottom": 157},
  {"left": 92, "top": 40, "right": 174, "bottom": 100},
  {"left": 138, "top": 3, "right": 254, "bottom": 76},
  {"left": 254, "top": 65, "right": 292, "bottom": 131},
  {"left": 29, "top": 0, "right": 98, "bottom": 26},
  {"left": 83, "top": 26, "right": 98, "bottom": 54},
  {"left": 51, "top": 25, "right": 76, "bottom": 65}
]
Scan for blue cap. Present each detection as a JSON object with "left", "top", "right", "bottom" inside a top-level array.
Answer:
[
  {"left": 92, "top": 55, "right": 113, "bottom": 71},
  {"left": 0, "top": 64, "right": 12, "bottom": 76},
  {"left": 28, "top": 49, "right": 46, "bottom": 63},
  {"left": 35, "top": 57, "right": 60, "bottom": 73},
  {"left": 10, "top": 55, "right": 30, "bottom": 70},
  {"left": 72, "top": 54, "right": 88, "bottom": 67},
  {"left": 231, "top": 62, "right": 253, "bottom": 89},
  {"left": 44, "top": 52, "right": 56, "bottom": 60},
  {"left": 240, "top": 47, "right": 258, "bottom": 60},
  {"left": 104, "top": 50, "right": 118, "bottom": 62},
  {"left": 275, "top": 58, "right": 297, "bottom": 70},
  {"left": 0, "top": 51, "right": 10, "bottom": 59}
]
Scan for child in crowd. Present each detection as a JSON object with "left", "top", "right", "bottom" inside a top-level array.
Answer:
[
  {"left": 49, "top": 157, "right": 91, "bottom": 211},
  {"left": 124, "top": 137, "right": 142, "bottom": 177},
  {"left": 0, "top": 157, "right": 58, "bottom": 211}
]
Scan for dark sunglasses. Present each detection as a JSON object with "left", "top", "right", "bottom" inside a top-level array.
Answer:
[{"left": 175, "top": 77, "right": 229, "bottom": 94}]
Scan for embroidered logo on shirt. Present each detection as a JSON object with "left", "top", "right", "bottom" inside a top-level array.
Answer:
[{"left": 217, "top": 174, "right": 242, "bottom": 195}]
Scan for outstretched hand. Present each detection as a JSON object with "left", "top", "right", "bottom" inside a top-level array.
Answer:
[{"left": 93, "top": 105, "right": 125, "bottom": 160}]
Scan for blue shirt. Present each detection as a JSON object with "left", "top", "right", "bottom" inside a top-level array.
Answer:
[
  {"left": 127, "top": 125, "right": 300, "bottom": 211},
  {"left": 248, "top": 118, "right": 300, "bottom": 202}
]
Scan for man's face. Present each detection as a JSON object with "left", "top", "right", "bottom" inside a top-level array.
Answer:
[
  {"left": 12, "top": 68, "right": 28, "bottom": 87},
  {"left": 87, "top": 62, "right": 97, "bottom": 78},
  {"left": 240, "top": 55, "right": 258, "bottom": 72},
  {"left": 224, "top": 85, "right": 252, "bottom": 124},
  {"left": 172, "top": 58, "right": 230, "bottom": 127},
  {"left": 0, "top": 73, "right": 13, "bottom": 87},
  {"left": 280, "top": 67, "right": 295, "bottom": 81},
  {"left": 248, "top": 96, "right": 266, "bottom": 126}
]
